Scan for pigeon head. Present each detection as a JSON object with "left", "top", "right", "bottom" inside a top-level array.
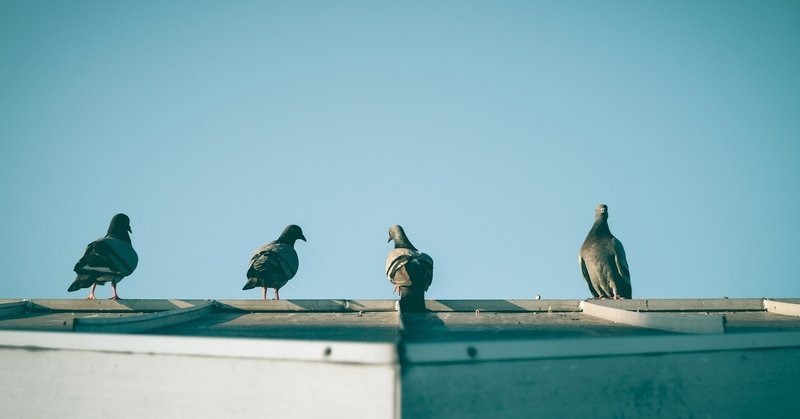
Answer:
[
  {"left": 107, "top": 213, "right": 132, "bottom": 242},
  {"left": 109, "top": 213, "right": 132, "bottom": 234},
  {"left": 590, "top": 204, "right": 613, "bottom": 236},
  {"left": 595, "top": 204, "right": 609, "bottom": 220},
  {"left": 388, "top": 224, "right": 417, "bottom": 250},
  {"left": 278, "top": 224, "right": 306, "bottom": 244}
]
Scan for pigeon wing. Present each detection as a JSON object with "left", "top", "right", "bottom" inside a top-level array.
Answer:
[
  {"left": 578, "top": 253, "right": 600, "bottom": 298},
  {"left": 611, "top": 238, "right": 632, "bottom": 298},
  {"left": 386, "top": 249, "right": 433, "bottom": 290},
  {"left": 73, "top": 237, "right": 138, "bottom": 276},
  {"left": 247, "top": 242, "right": 299, "bottom": 280},
  {"left": 385, "top": 248, "right": 415, "bottom": 284}
]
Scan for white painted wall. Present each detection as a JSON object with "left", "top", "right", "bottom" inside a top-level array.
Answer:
[{"left": 0, "top": 332, "right": 398, "bottom": 419}]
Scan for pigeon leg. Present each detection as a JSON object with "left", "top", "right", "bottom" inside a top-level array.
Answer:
[
  {"left": 110, "top": 282, "right": 120, "bottom": 300},
  {"left": 87, "top": 283, "right": 97, "bottom": 300},
  {"left": 275, "top": 288, "right": 280, "bottom": 300},
  {"left": 261, "top": 287, "right": 267, "bottom": 301}
]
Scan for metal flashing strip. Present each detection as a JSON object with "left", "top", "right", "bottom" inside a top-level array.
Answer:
[
  {"left": 0, "top": 330, "right": 398, "bottom": 365},
  {"left": 764, "top": 299, "right": 800, "bottom": 317},
  {"left": 214, "top": 299, "right": 399, "bottom": 313},
  {"left": 0, "top": 301, "right": 27, "bottom": 319},
  {"left": 587, "top": 298, "right": 765, "bottom": 312},
  {"left": 72, "top": 301, "right": 215, "bottom": 333},
  {"left": 580, "top": 301, "right": 726, "bottom": 334},
  {"left": 403, "top": 331, "right": 800, "bottom": 364},
  {"left": 425, "top": 299, "right": 580, "bottom": 312}
]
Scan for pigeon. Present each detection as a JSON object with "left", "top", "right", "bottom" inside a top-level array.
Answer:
[
  {"left": 243, "top": 224, "right": 306, "bottom": 300},
  {"left": 69, "top": 213, "right": 138, "bottom": 300},
  {"left": 386, "top": 225, "right": 433, "bottom": 312},
  {"left": 579, "top": 204, "right": 632, "bottom": 299}
]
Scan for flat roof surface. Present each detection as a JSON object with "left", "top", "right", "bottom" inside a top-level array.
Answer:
[
  {"left": 1, "top": 298, "right": 799, "bottom": 342},
  {"left": 153, "top": 312, "right": 401, "bottom": 341},
  {"left": 402, "top": 312, "right": 673, "bottom": 341}
]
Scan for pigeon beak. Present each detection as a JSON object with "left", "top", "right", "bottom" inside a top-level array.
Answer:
[
  {"left": 387, "top": 235, "right": 392, "bottom": 243},
  {"left": 299, "top": 234, "right": 307, "bottom": 242},
  {"left": 128, "top": 226, "right": 133, "bottom": 233}
]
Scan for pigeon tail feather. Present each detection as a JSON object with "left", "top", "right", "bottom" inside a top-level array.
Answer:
[
  {"left": 399, "top": 286, "right": 426, "bottom": 312},
  {"left": 68, "top": 274, "right": 94, "bottom": 292},
  {"left": 242, "top": 277, "right": 260, "bottom": 290}
]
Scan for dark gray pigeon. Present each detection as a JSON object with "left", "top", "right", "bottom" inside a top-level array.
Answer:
[
  {"left": 69, "top": 213, "right": 138, "bottom": 300},
  {"left": 579, "top": 204, "right": 632, "bottom": 299},
  {"left": 386, "top": 225, "right": 433, "bottom": 312},
  {"left": 243, "top": 224, "right": 306, "bottom": 300}
]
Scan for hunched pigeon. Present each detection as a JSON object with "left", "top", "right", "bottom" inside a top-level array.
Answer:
[
  {"left": 386, "top": 225, "right": 433, "bottom": 312},
  {"left": 579, "top": 204, "right": 632, "bottom": 299},
  {"left": 243, "top": 224, "right": 306, "bottom": 300},
  {"left": 69, "top": 213, "right": 138, "bottom": 300}
]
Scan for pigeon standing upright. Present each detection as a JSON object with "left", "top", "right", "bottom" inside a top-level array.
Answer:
[
  {"left": 69, "top": 213, "right": 138, "bottom": 300},
  {"left": 579, "top": 204, "right": 632, "bottom": 299},
  {"left": 385, "top": 225, "right": 434, "bottom": 312},
  {"left": 243, "top": 224, "right": 306, "bottom": 300}
]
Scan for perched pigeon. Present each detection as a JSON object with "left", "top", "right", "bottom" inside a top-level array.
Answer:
[
  {"left": 69, "top": 213, "right": 138, "bottom": 300},
  {"left": 579, "top": 204, "right": 632, "bottom": 299},
  {"left": 243, "top": 224, "right": 306, "bottom": 300},
  {"left": 386, "top": 225, "right": 433, "bottom": 312}
]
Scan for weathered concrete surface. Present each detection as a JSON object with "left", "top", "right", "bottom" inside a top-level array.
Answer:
[{"left": 152, "top": 311, "right": 401, "bottom": 342}]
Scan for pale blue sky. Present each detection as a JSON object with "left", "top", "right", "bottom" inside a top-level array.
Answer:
[{"left": 1, "top": 1, "right": 798, "bottom": 300}]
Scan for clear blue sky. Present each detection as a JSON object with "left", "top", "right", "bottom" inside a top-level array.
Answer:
[{"left": 1, "top": 1, "right": 798, "bottom": 300}]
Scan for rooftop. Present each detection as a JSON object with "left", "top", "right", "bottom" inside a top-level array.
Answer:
[
  {"left": 2, "top": 298, "right": 799, "bottom": 341},
  {"left": 2, "top": 298, "right": 800, "bottom": 418}
]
